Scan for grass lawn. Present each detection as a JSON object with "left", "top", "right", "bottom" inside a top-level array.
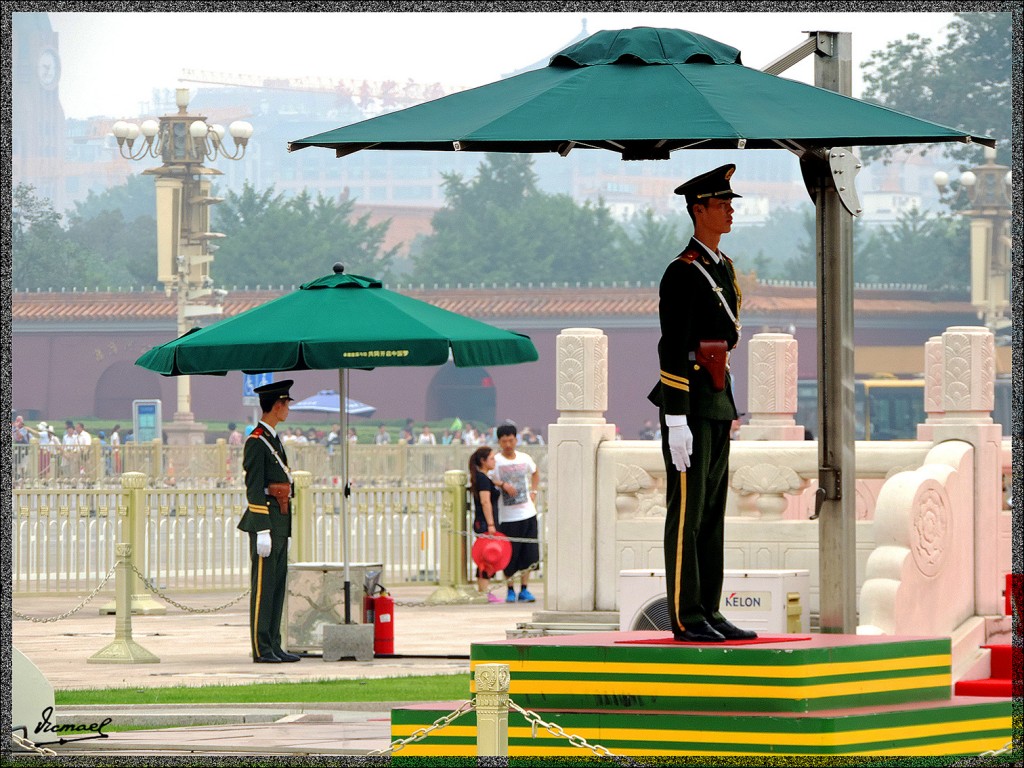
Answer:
[{"left": 56, "top": 673, "right": 472, "bottom": 706}]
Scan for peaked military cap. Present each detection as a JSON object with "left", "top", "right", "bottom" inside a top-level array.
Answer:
[
  {"left": 674, "top": 163, "right": 743, "bottom": 202},
  {"left": 253, "top": 379, "right": 295, "bottom": 401}
]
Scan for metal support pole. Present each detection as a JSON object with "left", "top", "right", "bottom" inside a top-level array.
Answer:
[
  {"left": 813, "top": 31, "right": 858, "bottom": 633},
  {"left": 427, "top": 470, "right": 476, "bottom": 604},
  {"left": 88, "top": 542, "right": 160, "bottom": 664},
  {"left": 475, "top": 663, "right": 510, "bottom": 756}
]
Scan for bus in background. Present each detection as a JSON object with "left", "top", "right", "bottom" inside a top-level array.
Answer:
[{"left": 796, "top": 377, "right": 1012, "bottom": 441}]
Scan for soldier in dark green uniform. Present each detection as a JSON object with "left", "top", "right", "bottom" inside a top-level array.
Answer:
[
  {"left": 238, "top": 379, "right": 301, "bottom": 662},
  {"left": 648, "top": 164, "right": 757, "bottom": 643}
]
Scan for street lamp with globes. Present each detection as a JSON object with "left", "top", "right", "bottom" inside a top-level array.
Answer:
[
  {"left": 933, "top": 146, "right": 1013, "bottom": 332},
  {"left": 112, "top": 88, "right": 254, "bottom": 444}
]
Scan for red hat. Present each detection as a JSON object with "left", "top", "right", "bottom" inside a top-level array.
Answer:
[{"left": 471, "top": 532, "right": 512, "bottom": 574}]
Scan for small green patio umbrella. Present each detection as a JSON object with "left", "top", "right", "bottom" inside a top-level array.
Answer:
[
  {"left": 136, "top": 264, "right": 538, "bottom": 621},
  {"left": 137, "top": 266, "right": 537, "bottom": 375}
]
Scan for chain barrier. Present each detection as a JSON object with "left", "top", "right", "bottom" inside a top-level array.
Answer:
[
  {"left": 365, "top": 698, "right": 474, "bottom": 756},
  {"left": 978, "top": 741, "right": 1014, "bottom": 758},
  {"left": 460, "top": 530, "right": 541, "bottom": 544},
  {"left": 126, "top": 561, "right": 250, "bottom": 613},
  {"left": 391, "top": 560, "right": 543, "bottom": 608},
  {"left": 10, "top": 731, "right": 58, "bottom": 756},
  {"left": 11, "top": 562, "right": 118, "bottom": 623},
  {"left": 509, "top": 698, "right": 628, "bottom": 760}
]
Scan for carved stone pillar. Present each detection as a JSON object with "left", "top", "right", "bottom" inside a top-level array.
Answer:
[
  {"left": 927, "top": 325, "right": 1003, "bottom": 615},
  {"left": 917, "top": 336, "right": 945, "bottom": 441},
  {"left": 547, "top": 328, "right": 615, "bottom": 612},
  {"left": 739, "top": 332, "right": 804, "bottom": 440},
  {"left": 940, "top": 326, "right": 995, "bottom": 423},
  {"left": 555, "top": 327, "right": 608, "bottom": 424}
]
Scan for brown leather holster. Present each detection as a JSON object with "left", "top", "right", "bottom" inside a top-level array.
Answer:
[
  {"left": 266, "top": 482, "right": 291, "bottom": 515},
  {"left": 695, "top": 340, "right": 730, "bottom": 392}
]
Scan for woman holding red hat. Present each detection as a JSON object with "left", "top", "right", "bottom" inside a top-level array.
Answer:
[{"left": 469, "top": 446, "right": 504, "bottom": 603}]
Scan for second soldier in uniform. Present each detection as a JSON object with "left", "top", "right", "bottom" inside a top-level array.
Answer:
[
  {"left": 649, "top": 164, "right": 757, "bottom": 643},
  {"left": 238, "top": 379, "right": 301, "bottom": 662}
]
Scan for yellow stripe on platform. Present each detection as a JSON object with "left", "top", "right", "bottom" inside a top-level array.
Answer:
[
  {"left": 492, "top": 673, "right": 952, "bottom": 701},
  {"left": 509, "top": 716, "right": 1010, "bottom": 748},
  {"left": 392, "top": 717, "right": 1010, "bottom": 756},
  {"left": 470, "top": 654, "right": 950, "bottom": 680}
]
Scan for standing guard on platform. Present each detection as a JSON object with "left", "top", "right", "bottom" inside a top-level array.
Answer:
[
  {"left": 238, "top": 379, "right": 301, "bottom": 663},
  {"left": 648, "top": 164, "right": 757, "bottom": 643}
]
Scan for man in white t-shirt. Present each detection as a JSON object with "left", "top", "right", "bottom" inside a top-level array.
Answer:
[{"left": 490, "top": 424, "right": 540, "bottom": 603}]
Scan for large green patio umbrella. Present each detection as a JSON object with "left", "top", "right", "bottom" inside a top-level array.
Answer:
[
  {"left": 136, "top": 265, "right": 538, "bottom": 621},
  {"left": 286, "top": 26, "right": 995, "bottom": 634},
  {"left": 288, "top": 27, "right": 991, "bottom": 158}
]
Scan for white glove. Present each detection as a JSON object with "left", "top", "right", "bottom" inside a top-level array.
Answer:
[
  {"left": 667, "top": 423, "right": 693, "bottom": 473},
  {"left": 256, "top": 530, "right": 272, "bottom": 558}
]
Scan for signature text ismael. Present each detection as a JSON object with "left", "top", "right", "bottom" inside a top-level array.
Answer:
[{"left": 35, "top": 706, "right": 112, "bottom": 736}]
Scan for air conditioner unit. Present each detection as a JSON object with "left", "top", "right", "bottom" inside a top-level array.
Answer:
[
  {"left": 619, "top": 569, "right": 670, "bottom": 632},
  {"left": 619, "top": 568, "right": 811, "bottom": 633}
]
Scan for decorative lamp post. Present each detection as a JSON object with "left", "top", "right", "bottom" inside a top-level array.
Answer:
[
  {"left": 113, "top": 88, "right": 253, "bottom": 444},
  {"left": 934, "top": 146, "right": 1013, "bottom": 332}
]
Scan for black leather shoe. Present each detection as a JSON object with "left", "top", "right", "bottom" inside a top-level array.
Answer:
[
  {"left": 253, "top": 653, "right": 283, "bottom": 663},
  {"left": 275, "top": 651, "right": 301, "bottom": 662},
  {"left": 672, "top": 619, "right": 726, "bottom": 643},
  {"left": 711, "top": 619, "right": 758, "bottom": 640}
]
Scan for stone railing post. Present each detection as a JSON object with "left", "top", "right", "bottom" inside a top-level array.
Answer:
[
  {"left": 548, "top": 328, "right": 616, "bottom": 612},
  {"left": 475, "top": 663, "right": 510, "bottom": 756},
  {"left": 292, "top": 470, "right": 313, "bottom": 562},
  {"left": 427, "top": 470, "right": 475, "bottom": 604},
  {"left": 739, "top": 332, "right": 804, "bottom": 440},
  {"left": 926, "top": 326, "right": 1005, "bottom": 615}
]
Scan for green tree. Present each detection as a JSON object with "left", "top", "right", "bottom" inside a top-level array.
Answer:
[
  {"left": 11, "top": 183, "right": 98, "bottom": 291},
  {"left": 855, "top": 209, "right": 969, "bottom": 292},
  {"left": 860, "top": 12, "right": 1012, "bottom": 166},
  {"left": 64, "top": 175, "right": 159, "bottom": 287},
  {"left": 412, "top": 154, "right": 630, "bottom": 286},
  {"left": 211, "top": 182, "right": 398, "bottom": 287},
  {"left": 620, "top": 208, "right": 687, "bottom": 283},
  {"left": 70, "top": 174, "right": 155, "bottom": 222}
]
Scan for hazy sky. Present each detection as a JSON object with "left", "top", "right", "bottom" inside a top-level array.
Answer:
[{"left": 46, "top": 10, "right": 960, "bottom": 120}]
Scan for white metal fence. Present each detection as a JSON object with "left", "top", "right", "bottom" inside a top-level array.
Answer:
[{"left": 10, "top": 444, "right": 549, "bottom": 597}]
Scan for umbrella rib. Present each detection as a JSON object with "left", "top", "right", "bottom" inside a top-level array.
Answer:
[{"left": 668, "top": 139, "right": 712, "bottom": 154}]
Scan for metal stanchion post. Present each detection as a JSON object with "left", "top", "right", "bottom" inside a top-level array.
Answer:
[
  {"left": 427, "top": 470, "right": 477, "bottom": 604},
  {"left": 88, "top": 542, "right": 160, "bottom": 664},
  {"left": 292, "top": 470, "right": 313, "bottom": 562},
  {"left": 475, "top": 663, "right": 510, "bottom": 756},
  {"left": 100, "top": 471, "right": 164, "bottom": 615}
]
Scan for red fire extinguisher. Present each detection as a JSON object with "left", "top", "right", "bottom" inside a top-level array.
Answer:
[
  {"left": 362, "top": 584, "right": 395, "bottom": 656},
  {"left": 372, "top": 590, "right": 395, "bottom": 656}
]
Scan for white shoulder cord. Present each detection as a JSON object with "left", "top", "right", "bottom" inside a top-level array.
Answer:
[
  {"left": 258, "top": 434, "right": 293, "bottom": 483},
  {"left": 691, "top": 260, "right": 741, "bottom": 333}
]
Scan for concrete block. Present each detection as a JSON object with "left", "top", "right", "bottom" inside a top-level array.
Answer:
[{"left": 322, "top": 623, "right": 374, "bottom": 662}]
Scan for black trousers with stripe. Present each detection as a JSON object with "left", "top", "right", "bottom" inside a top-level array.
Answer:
[
  {"left": 659, "top": 412, "right": 732, "bottom": 631},
  {"left": 247, "top": 531, "right": 289, "bottom": 659}
]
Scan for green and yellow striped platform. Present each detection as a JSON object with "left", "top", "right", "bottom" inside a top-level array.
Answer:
[
  {"left": 388, "top": 632, "right": 1015, "bottom": 757},
  {"left": 391, "top": 696, "right": 1012, "bottom": 757},
  {"left": 470, "top": 632, "right": 954, "bottom": 712}
]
